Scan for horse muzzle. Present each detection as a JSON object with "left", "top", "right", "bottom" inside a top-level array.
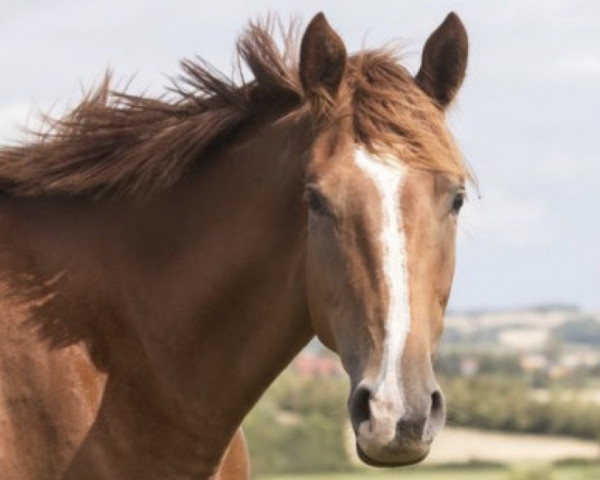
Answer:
[{"left": 349, "top": 384, "right": 445, "bottom": 466}]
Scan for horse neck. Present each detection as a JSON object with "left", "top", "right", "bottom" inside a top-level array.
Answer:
[{"left": 55, "top": 108, "right": 315, "bottom": 479}]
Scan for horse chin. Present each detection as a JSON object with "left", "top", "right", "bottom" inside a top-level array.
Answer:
[{"left": 355, "top": 443, "right": 430, "bottom": 468}]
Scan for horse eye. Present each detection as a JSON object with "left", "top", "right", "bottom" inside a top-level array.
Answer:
[
  {"left": 305, "top": 188, "right": 330, "bottom": 216},
  {"left": 452, "top": 191, "right": 465, "bottom": 214}
]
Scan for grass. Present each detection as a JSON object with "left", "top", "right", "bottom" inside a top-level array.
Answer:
[
  {"left": 261, "top": 469, "right": 507, "bottom": 480},
  {"left": 260, "top": 462, "right": 600, "bottom": 480}
]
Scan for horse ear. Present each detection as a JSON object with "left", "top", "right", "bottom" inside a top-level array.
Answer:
[
  {"left": 416, "top": 12, "right": 468, "bottom": 108},
  {"left": 300, "top": 13, "right": 347, "bottom": 106}
]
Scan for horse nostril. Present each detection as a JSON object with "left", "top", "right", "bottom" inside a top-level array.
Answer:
[
  {"left": 350, "top": 386, "right": 371, "bottom": 428},
  {"left": 430, "top": 389, "right": 445, "bottom": 424}
]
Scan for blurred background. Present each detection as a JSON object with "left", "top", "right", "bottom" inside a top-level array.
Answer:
[{"left": 1, "top": 1, "right": 599, "bottom": 479}]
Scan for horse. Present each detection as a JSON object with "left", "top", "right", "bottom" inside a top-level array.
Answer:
[{"left": 0, "top": 11, "right": 470, "bottom": 479}]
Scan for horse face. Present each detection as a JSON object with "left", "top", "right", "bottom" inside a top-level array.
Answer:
[
  {"left": 300, "top": 13, "right": 468, "bottom": 466},
  {"left": 305, "top": 147, "right": 464, "bottom": 464}
]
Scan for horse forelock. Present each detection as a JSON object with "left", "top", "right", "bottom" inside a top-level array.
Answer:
[{"left": 0, "top": 16, "right": 471, "bottom": 202}]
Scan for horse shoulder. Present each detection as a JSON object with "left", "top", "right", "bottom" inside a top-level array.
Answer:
[{"left": 0, "top": 284, "right": 106, "bottom": 480}]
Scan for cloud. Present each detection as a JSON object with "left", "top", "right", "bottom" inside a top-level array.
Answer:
[
  {"left": 459, "top": 189, "right": 550, "bottom": 249},
  {"left": 551, "top": 53, "right": 600, "bottom": 80},
  {"left": 536, "top": 152, "right": 600, "bottom": 182},
  {"left": 0, "top": 103, "right": 37, "bottom": 143}
]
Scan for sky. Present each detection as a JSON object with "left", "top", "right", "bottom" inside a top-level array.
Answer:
[{"left": 0, "top": 1, "right": 598, "bottom": 311}]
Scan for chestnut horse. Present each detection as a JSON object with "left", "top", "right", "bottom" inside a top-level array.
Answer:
[{"left": 0, "top": 11, "right": 470, "bottom": 480}]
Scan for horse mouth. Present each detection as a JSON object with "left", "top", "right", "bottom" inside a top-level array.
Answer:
[{"left": 355, "top": 442, "right": 430, "bottom": 468}]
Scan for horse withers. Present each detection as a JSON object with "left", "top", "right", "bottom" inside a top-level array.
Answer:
[{"left": 0, "top": 11, "right": 470, "bottom": 479}]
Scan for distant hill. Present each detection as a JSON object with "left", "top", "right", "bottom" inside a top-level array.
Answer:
[{"left": 443, "top": 306, "right": 600, "bottom": 354}]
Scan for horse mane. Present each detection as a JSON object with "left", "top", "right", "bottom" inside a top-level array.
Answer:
[{"left": 0, "top": 17, "right": 469, "bottom": 202}]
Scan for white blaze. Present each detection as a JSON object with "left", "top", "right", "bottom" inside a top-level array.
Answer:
[{"left": 355, "top": 147, "right": 411, "bottom": 444}]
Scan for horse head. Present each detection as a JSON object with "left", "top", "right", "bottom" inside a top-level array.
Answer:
[{"left": 300, "top": 12, "right": 469, "bottom": 466}]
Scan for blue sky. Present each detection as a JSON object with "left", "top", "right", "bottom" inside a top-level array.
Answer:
[{"left": 0, "top": 1, "right": 598, "bottom": 311}]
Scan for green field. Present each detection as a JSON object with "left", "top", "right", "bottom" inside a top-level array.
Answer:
[{"left": 261, "top": 463, "right": 600, "bottom": 480}]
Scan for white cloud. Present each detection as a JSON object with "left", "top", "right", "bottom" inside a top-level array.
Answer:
[
  {"left": 0, "top": 103, "right": 37, "bottom": 144},
  {"left": 551, "top": 53, "right": 600, "bottom": 80},
  {"left": 459, "top": 189, "right": 550, "bottom": 249},
  {"left": 536, "top": 152, "right": 600, "bottom": 181}
]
